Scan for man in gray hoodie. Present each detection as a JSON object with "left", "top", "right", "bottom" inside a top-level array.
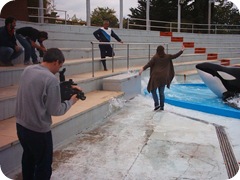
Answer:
[{"left": 15, "top": 48, "right": 81, "bottom": 180}]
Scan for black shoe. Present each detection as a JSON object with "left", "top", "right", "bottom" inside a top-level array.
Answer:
[
  {"left": 154, "top": 106, "right": 160, "bottom": 111},
  {"left": 104, "top": 68, "right": 108, "bottom": 71},
  {"left": 160, "top": 107, "right": 164, "bottom": 110}
]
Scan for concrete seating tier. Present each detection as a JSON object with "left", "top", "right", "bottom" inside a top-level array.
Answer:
[
  {"left": 0, "top": 90, "right": 124, "bottom": 177},
  {"left": 57, "top": 45, "right": 240, "bottom": 60},
  {"left": 0, "top": 65, "right": 143, "bottom": 121},
  {"left": 175, "top": 57, "right": 240, "bottom": 82}
]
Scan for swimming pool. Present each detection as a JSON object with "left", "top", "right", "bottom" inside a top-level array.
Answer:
[{"left": 144, "top": 83, "right": 240, "bottom": 119}]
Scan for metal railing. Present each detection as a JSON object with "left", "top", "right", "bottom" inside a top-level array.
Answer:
[
  {"left": 90, "top": 42, "right": 169, "bottom": 77},
  {"left": 127, "top": 18, "right": 240, "bottom": 34},
  {"left": 27, "top": 7, "right": 240, "bottom": 34},
  {"left": 28, "top": 7, "right": 67, "bottom": 24}
]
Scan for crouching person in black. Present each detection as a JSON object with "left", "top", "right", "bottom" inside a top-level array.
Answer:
[
  {"left": 16, "top": 27, "right": 48, "bottom": 65},
  {"left": 15, "top": 48, "right": 82, "bottom": 180}
]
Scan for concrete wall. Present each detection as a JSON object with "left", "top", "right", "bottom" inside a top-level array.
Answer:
[{"left": 0, "top": 0, "right": 28, "bottom": 21}]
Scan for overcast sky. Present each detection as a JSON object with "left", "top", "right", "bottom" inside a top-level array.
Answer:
[
  {"left": 54, "top": 0, "right": 139, "bottom": 20},
  {"left": 54, "top": 0, "right": 240, "bottom": 21}
]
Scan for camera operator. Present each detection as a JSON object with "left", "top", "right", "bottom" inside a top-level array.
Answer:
[{"left": 15, "top": 48, "right": 82, "bottom": 180}]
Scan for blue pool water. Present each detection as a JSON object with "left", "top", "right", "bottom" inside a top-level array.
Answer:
[{"left": 144, "top": 83, "right": 240, "bottom": 119}]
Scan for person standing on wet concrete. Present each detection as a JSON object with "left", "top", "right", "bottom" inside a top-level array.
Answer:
[
  {"left": 15, "top": 48, "right": 81, "bottom": 180},
  {"left": 139, "top": 45, "right": 185, "bottom": 111}
]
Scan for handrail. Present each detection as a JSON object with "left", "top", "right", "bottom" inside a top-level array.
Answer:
[
  {"left": 128, "top": 17, "right": 240, "bottom": 34},
  {"left": 27, "top": 7, "right": 67, "bottom": 24},
  {"left": 26, "top": 6, "right": 240, "bottom": 34},
  {"left": 90, "top": 42, "right": 168, "bottom": 77}
]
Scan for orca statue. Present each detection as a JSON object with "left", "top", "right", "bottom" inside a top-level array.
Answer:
[{"left": 196, "top": 62, "right": 240, "bottom": 109}]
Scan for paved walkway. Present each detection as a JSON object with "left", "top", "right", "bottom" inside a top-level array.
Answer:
[{"left": 50, "top": 95, "right": 240, "bottom": 180}]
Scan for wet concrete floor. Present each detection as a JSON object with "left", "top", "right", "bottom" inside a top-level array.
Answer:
[{"left": 50, "top": 95, "right": 240, "bottom": 180}]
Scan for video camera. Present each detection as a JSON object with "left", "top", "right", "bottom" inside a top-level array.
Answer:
[{"left": 59, "top": 68, "right": 86, "bottom": 102}]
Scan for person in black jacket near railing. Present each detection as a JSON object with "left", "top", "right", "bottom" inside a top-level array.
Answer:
[{"left": 93, "top": 20, "right": 123, "bottom": 71}]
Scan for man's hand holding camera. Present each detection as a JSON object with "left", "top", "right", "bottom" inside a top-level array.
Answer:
[
  {"left": 70, "top": 86, "right": 83, "bottom": 104},
  {"left": 59, "top": 68, "right": 86, "bottom": 103}
]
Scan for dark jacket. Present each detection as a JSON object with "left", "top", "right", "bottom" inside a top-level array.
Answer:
[
  {"left": 143, "top": 50, "right": 183, "bottom": 92},
  {"left": 93, "top": 27, "right": 121, "bottom": 42},
  {"left": 0, "top": 26, "right": 17, "bottom": 49},
  {"left": 16, "top": 27, "right": 40, "bottom": 42}
]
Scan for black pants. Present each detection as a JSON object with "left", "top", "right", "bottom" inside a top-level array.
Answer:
[
  {"left": 16, "top": 123, "right": 53, "bottom": 180},
  {"left": 99, "top": 44, "right": 115, "bottom": 70}
]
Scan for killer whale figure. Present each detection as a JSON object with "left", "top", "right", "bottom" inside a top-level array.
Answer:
[{"left": 196, "top": 62, "right": 240, "bottom": 109}]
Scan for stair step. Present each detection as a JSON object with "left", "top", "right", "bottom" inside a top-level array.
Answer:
[
  {"left": 171, "top": 37, "right": 184, "bottom": 42},
  {"left": 233, "top": 64, "right": 240, "bottom": 67},
  {"left": 183, "top": 42, "right": 194, "bottom": 48},
  {"left": 0, "top": 91, "right": 124, "bottom": 150},
  {"left": 220, "top": 59, "right": 231, "bottom": 66},
  {"left": 176, "top": 69, "right": 198, "bottom": 76},
  {"left": 160, "top": 31, "right": 172, "bottom": 37},
  {"left": 207, "top": 53, "right": 218, "bottom": 60},
  {"left": 195, "top": 48, "right": 206, "bottom": 53},
  {"left": 0, "top": 90, "right": 124, "bottom": 176},
  {"left": 0, "top": 66, "right": 142, "bottom": 121}
]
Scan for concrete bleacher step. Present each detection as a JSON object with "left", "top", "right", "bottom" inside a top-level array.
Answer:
[
  {"left": 171, "top": 36, "right": 184, "bottom": 42},
  {"left": 175, "top": 58, "right": 240, "bottom": 82},
  {"left": 175, "top": 69, "right": 200, "bottom": 82},
  {"left": 175, "top": 56, "right": 240, "bottom": 73},
  {"left": 0, "top": 90, "right": 124, "bottom": 176},
  {"left": 207, "top": 53, "right": 218, "bottom": 60},
  {"left": 183, "top": 42, "right": 194, "bottom": 48},
  {"left": 195, "top": 47, "right": 206, "bottom": 53},
  {"left": 0, "top": 66, "right": 142, "bottom": 121},
  {"left": 233, "top": 64, "right": 240, "bottom": 67},
  {"left": 0, "top": 56, "right": 145, "bottom": 88},
  {"left": 174, "top": 59, "right": 218, "bottom": 72},
  {"left": 160, "top": 31, "right": 173, "bottom": 37}
]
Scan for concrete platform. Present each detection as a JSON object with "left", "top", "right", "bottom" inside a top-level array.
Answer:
[{"left": 20, "top": 95, "right": 239, "bottom": 180}]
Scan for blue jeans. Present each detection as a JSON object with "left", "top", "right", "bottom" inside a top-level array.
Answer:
[
  {"left": 0, "top": 46, "right": 23, "bottom": 62},
  {"left": 151, "top": 85, "right": 165, "bottom": 108},
  {"left": 17, "top": 123, "right": 53, "bottom": 180},
  {"left": 16, "top": 34, "right": 38, "bottom": 63}
]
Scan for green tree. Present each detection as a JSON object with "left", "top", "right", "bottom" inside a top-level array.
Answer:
[
  {"left": 128, "top": 0, "right": 193, "bottom": 30},
  {"left": 67, "top": 14, "right": 86, "bottom": 25},
  {"left": 91, "top": 7, "right": 119, "bottom": 27},
  {"left": 129, "top": 0, "right": 196, "bottom": 21},
  {"left": 128, "top": 0, "right": 240, "bottom": 31},
  {"left": 212, "top": 0, "right": 240, "bottom": 25},
  {"left": 189, "top": 0, "right": 209, "bottom": 24}
]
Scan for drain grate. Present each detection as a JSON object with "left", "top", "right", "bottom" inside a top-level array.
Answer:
[
  {"left": 169, "top": 111, "right": 239, "bottom": 178},
  {"left": 215, "top": 125, "right": 239, "bottom": 179}
]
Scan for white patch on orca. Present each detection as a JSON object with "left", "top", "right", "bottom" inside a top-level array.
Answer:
[
  {"left": 217, "top": 71, "right": 236, "bottom": 80},
  {"left": 197, "top": 69, "right": 227, "bottom": 97}
]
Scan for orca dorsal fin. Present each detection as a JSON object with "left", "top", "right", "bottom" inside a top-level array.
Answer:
[{"left": 217, "top": 71, "right": 236, "bottom": 80}]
